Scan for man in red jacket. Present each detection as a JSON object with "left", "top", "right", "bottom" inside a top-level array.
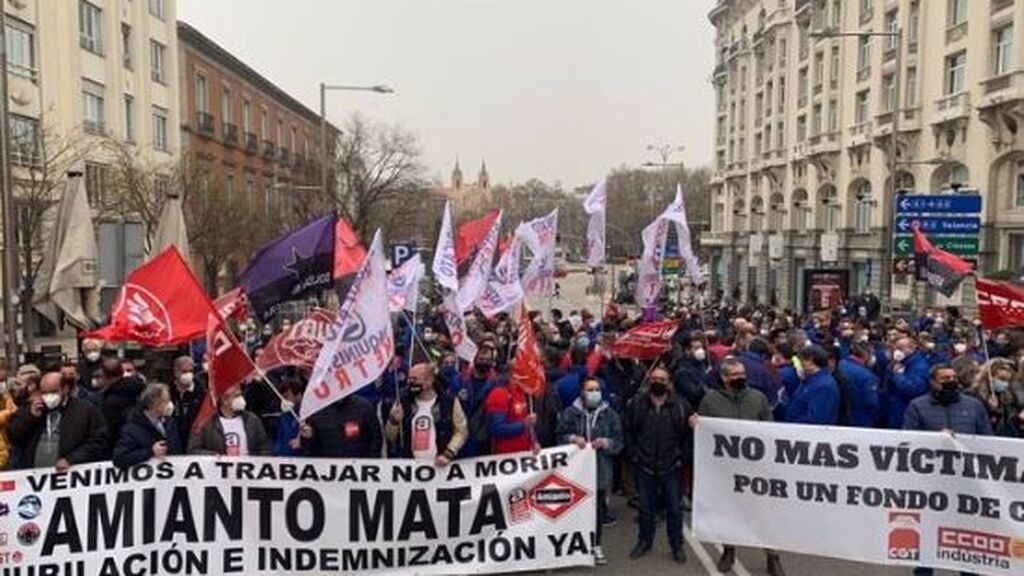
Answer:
[{"left": 484, "top": 377, "right": 538, "bottom": 455}]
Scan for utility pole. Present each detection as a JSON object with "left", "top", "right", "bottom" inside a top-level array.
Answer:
[{"left": 0, "top": 9, "right": 20, "bottom": 366}]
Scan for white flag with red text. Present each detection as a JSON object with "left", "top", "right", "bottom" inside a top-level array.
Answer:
[
  {"left": 517, "top": 208, "right": 559, "bottom": 297},
  {"left": 442, "top": 290, "right": 479, "bottom": 361},
  {"left": 302, "top": 230, "right": 394, "bottom": 420},
  {"left": 387, "top": 253, "right": 424, "bottom": 313},
  {"left": 431, "top": 201, "right": 458, "bottom": 292},
  {"left": 457, "top": 211, "right": 502, "bottom": 311},
  {"left": 477, "top": 236, "right": 524, "bottom": 318}
]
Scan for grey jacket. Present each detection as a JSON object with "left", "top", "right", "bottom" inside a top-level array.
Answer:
[
  {"left": 556, "top": 400, "right": 623, "bottom": 491},
  {"left": 698, "top": 387, "right": 773, "bottom": 422},
  {"left": 903, "top": 393, "right": 993, "bottom": 436}
]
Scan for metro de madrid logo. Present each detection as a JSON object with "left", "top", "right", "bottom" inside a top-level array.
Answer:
[{"left": 527, "top": 474, "right": 589, "bottom": 521}]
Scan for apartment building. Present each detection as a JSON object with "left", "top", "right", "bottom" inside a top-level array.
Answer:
[
  {"left": 5, "top": 0, "right": 180, "bottom": 338},
  {"left": 177, "top": 21, "right": 335, "bottom": 288},
  {"left": 703, "top": 0, "right": 1024, "bottom": 310}
]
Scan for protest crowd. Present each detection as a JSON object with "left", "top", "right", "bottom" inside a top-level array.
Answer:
[{"left": 5, "top": 187, "right": 1023, "bottom": 576}]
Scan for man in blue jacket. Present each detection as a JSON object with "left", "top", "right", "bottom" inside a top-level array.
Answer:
[
  {"left": 737, "top": 338, "right": 781, "bottom": 406},
  {"left": 786, "top": 345, "right": 839, "bottom": 425},
  {"left": 837, "top": 342, "right": 880, "bottom": 428},
  {"left": 886, "top": 336, "right": 930, "bottom": 429}
]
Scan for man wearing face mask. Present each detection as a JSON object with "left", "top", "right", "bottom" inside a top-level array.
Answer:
[
  {"left": 673, "top": 333, "right": 712, "bottom": 410},
  {"left": 786, "top": 345, "right": 840, "bottom": 425},
  {"left": 8, "top": 370, "right": 108, "bottom": 470},
  {"left": 169, "top": 356, "right": 206, "bottom": 449},
  {"left": 76, "top": 339, "right": 104, "bottom": 394},
  {"left": 886, "top": 337, "right": 931, "bottom": 429},
  {"left": 692, "top": 358, "right": 784, "bottom": 576},
  {"left": 96, "top": 356, "right": 145, "bottom": 453},
  {"left": 624, "top": 366, "right": 690, "bottom": 564},
  {"left": 837, "top": 342, "right": 880, "bottom": 428},
  {"left": 113, "top": 383, "right": 183, "bottom": 467},
  {"left": 556, "top": 377, "right": 623, "bottom": 566},
  {"left": 904, "top": 364, "right": 991, "bottom": 433},
  {"left": 385, "top": 363, "right": 467, "bottom": 464},
  {"left": 455, "top": 344, "right": 500, "bottom": 456},
  {"left": 188, "top": 384, "right": 271, "bottom": 456}
]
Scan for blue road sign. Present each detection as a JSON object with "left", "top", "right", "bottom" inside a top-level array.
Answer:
[
  {"left": 389, "top": 243, "right": 416, "bottom": 268},
  {"left": 895, "top": 195, "right": 982, "bottom": 214},
  {"left": 894, "top": 216, "right": 981, "bottom": 235}
]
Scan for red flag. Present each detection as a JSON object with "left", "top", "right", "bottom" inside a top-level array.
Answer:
[
  {"left": 213, "top": 288, "right": 248, "bottom": 323},
  {"left": 192, "top": 309, "right": 259, "bottom": 434},
  {"left": 608, "top": 320, "right": 679, "bottom": 360},
  {"left": 456, "top": 210, "right": 500, "bottom": 267},
  {"left": 510, "top": 302, "right": 545, "bottom": 397},
  {"left": 976, "top": 277, "right": 1024, "bottom": 330},
  {"left": 88, "top": 247, "right": 214, "bottom": 346},
  {"left": 912, "top": 225, "right": 973, "bottom": 297},
  {"left": 257, "top": 308, "right": 337, "bottom": 372},
  {"left": 334, "top": 216, "right": 366, "bottom": 280}
]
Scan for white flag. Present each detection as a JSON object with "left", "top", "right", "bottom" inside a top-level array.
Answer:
[
  {"left": 302, "top": 230, "right": 394, "bottom": 420},
  {"left": 387, "top": 253, "right": 424, "bottom": 313},
  {"left": 517, "top": 208, "right": 559, "bottom": 297},
  {"left": 477, "top": 236, "right": 524, "bottom": 318},
  {"left": 665, "top": 183, "right": 704, "bottom": 286},
  {"left": 457, "top": 211, "right": 502, "bottom": 311},
  {"left": 583, "top": 179, "right": 606, "bottom": 268},
  {"left": 432, "top": 201, "right": 458, "bottom": 292},
  {"left": 442, "top": 290, "right": 479, "bottom": 362},
  {"left": 635, "top": 216, "right": 670, "bottom": 308}
]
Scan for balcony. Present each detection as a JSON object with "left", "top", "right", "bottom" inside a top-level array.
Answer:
[
  {"left": 196, "top": 111, "right": 215, "bottom": 137},
  {"left": 848, "top": 121, "right": 873, "bottom": 147},
  {"left": 244, "top": 132, "right": 258, "bottom": 153},
  {"left": 933, "top": 91, "right": 971, "bottom": 123},
  {"left": 993, "top": 0, "right": 1014, "bottom": 13},
  {"left": 11, "top": 146, "right": 41, "bottom": 167},
  {"left": 263, "top": 140, "right": 276, "bottom": 159},
  {"left": 222, "top": 122, "right": 238, "bottom": 146},
  {"left": 946, "top": 22, "right": 968, "bottom": 44},
  {"left": 279, "top": 147, "right": 291, "bottom": 165}
]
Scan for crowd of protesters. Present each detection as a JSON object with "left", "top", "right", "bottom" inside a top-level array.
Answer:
[{"left": 0, "top": 291, "right": 1021, "bottom": 575}]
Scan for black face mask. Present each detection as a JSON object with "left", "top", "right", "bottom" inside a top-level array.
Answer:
[
  {"left": 474, "top": 360, "right": 493, "bottom": 374},
  {"left": 409, "top": 384, "right": 423, "bottom": 396},
  {"left": 650, "top": 381, "right": 668, "bottom": 397},
  {"left": 727, "top": 377, "right": 747, "bottom": 390},
  {"left": 932, "top": 382, "right": 960, "bottom": 406}
]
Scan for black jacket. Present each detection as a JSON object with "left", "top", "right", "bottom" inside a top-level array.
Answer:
[
  {"left": 7, "top": 397, "right": 109, "bottom": 468},
  {"left": 673, "top": 356, "right": 712, "bottom": 409},
  {"left": 169, "top": 380, "right": 208, "bottom": 447},
  {"left": 624, "top": 391, "right": 691, "bottom": 474},
  {"left": 304, "top": 395, "right": 382, "bottom": 458},
  {"left": 100, "top": 376, "right": 145, "bottom": 451},
  {"left": 113, "top": 408, "right": 184, "bottom": 468},
  {"left": 533, "top": 385, "right": 563, "bottom": 449}
]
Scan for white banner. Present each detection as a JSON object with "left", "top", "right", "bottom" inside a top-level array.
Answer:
[
  {"left": 387, "top": 253, "right": 424, "bottom": 313},
  {"left": 0, "top": 447, "right": 597, "bottom": 576},
  {"left": 635, "top": 216, "right": 670, "bottom": 308},
  {"left": 820, "top": 232, "right": 839, "bottom": 263},
  {"left": 517, "top": 209, "right": 559, "bottom": 297},
  {"left": 442, "top": 289, "right": 479, "bottom": 362},
  {"left": 695, "top": 418, "right": 1024, "bottom": 576},
  {"left": 303, "top": 230, "right": 394, "bottom": 420},
  {"left": 583, "top": 179, "right": 606, "bottom": 268},
  {"left": 768, "top": 234, "right": 785, "bottom": 260},
  {"left": 477, "top": 236, "right": 524, "bottom": 318},
  {"left": 457, "top": 211, "right": 502, "bottom": 311},
  {"left": 432, "top": 201, "right": 458, "bottom": 292},
  {"left": 667, "top": 184, "right": 703, "bottom": 285}
]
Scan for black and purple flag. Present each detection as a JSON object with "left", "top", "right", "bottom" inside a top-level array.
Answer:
[{"left": 239, "top": 214, "right": 335, "bottom": 321}]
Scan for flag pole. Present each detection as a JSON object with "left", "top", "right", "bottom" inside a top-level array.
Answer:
[
  {"left": 252, "top": 365, "right": 302, "bottom": 424},
  {"left": 403, "top": 309, "right": 434, "bottom": 364}
]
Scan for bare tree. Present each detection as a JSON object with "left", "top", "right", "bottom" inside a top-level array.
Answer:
[
  {"left": 333, "top": 113, "right": 431, "bottom": 243},
  {"left": 99, "top": 138, "right": 181, "bottom": 245}
]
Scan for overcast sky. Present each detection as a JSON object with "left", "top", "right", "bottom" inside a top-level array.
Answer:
[{"left": 178, "top": 0, "right": 715, "bottom": 189}]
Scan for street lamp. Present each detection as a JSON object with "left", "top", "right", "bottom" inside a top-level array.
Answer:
[{"left": 319, "top": 83, "right": 394, "bottom": 202}]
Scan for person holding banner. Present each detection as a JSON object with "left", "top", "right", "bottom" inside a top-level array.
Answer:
[
  {"left": 624, "top": 366, "right": 690, "bottom": 564},
  {"left": 385, "top": 363, "right": 468, "bottom": 464},
  {"left": 692, "top": 357, "right": 785, "bottom": 576},
  {"left": 188, "top": 384, "right": 271, "bottom": 456},
  {"left": 113, "top": 383, "right": 183, "bottom": 468},
  {"left": 556, "top": 376, "right": 623, "bottom": 566}
]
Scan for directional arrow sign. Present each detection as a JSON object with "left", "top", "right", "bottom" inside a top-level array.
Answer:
[
  {"left": 894, "top": 216, "right": 981, "bottom": 235},
  {"left": 893, "top": 235, "right": 980, "bottom": 256},
  {"left": 895, "top": 195, "right": 982, "bottom": 214},
  {"left": 892, "top": 257, "right": 978, "bottom": 275}
]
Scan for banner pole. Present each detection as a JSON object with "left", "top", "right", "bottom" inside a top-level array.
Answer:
[
  {"left": 403, "top": 309, "right": 434, "bottom": 364},
  {"left": 252, "top": 365, "right": 302, "bottom": 424}
]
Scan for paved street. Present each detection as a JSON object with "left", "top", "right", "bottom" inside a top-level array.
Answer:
[{"left": 528, "top": 495, "right": 914, "bottom": 576}]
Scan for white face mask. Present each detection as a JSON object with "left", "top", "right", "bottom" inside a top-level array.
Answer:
[
  {"left": 179, "top": 372, "right": 195, "bottom": 390},
  {"left": 231, "top": 396, "right": 247, "bottom": 413},
  {"left": 162, "top": 401, "right": 175, "bottom": 418},
  {"left": 42, "top": 393, "right": 62, "bottom": 411},
  {"left": 202, "top": 362, "right": 210, "bottom": 373},
  {"left": 893, "top": 349, "right": 906, "bottom": 362},
  {"left": 85, "top": 351, "right": 101, "bottom": 363},
  {"left": 693, "top": 348, "right": 707, "bottom": 362},
  {"left": 953, "top": 343, "right": 967, "bottom": 355}
]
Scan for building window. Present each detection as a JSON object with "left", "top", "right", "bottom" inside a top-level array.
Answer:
[
  {"left": 79, "top": 1, "right": 103, "bottom": 55},
  {"left": 290, "top": 127, "right": 297, "bottom": 153},
  {"left": 993, "top": 25, "right": 1013, "bottom": 76},
  {"left": 948, "top": 0, "right": 967, "bottom": 28},
  {"left": 84, "top": 162, "right": 108, "bottom": 206},
  {"left": 124, "top": 95, "right": 135, "bottom": 142},
  {"left": 908, "top": 1, "right": 920, "bottom": 44},
  {"left": 195, "top": 74, "right": 208, "bottom": 113},
  {"left": 945, "top": 51, "right": 966, "bottom": 94},
  {"left": 6, "top": 18, "right": 36, "bottom": 81},
  {"left": 857, "top": 37, "right": 871, "bottom": 71},
  {"left": 812, "top": 105, "right": 822, "bottom": 135},
  {"left": 829, "top": 47, "right": 839, "bottom": 88},
  {"left": 150, "top": 40, "right": 166, "bottom": 84},
  {"left": 121, "top": 24, "right": 132, "bottom": 69},
  {"left": 796, "top": 115, "right": 807, "bottom": 142},
  {"left": 828, "top": 99, "right": 838, "bottom": 132},
  {"left": 854, "top": 182, "right": 873, "bottom": 233},
  {"left": 221, "top": 86, "right": 232, "bottom": 122},
  {"left": 831, "top": 0, "right": 842, "bottom": 28},
  {"left": 882, "top": 74, "right": 896, "bottom": 112},
  {"left": 152, "top": 106, "right": 168, "bottom": 151},
  {"left": 225, "top": 172, "right": 236, "bottom": 205},
  {"left": 855, "top": 90, "right": 870, "bottom": 123},
  {"left": 905, "top": 66, "right": 918, "bottom": 106},
  {"left": 1015, "top": 161, "right": 1024, "bottom": 207},
  {"left": 859, "top": 0, "right": 872, "bottom": 21},
  {"left": 242, "top": 99, "right": 252, "bottom": 132},
  {"left": 813, "top": 52, "right": 824, "bottom": 89},
  {"left": 884, "top": 10, "right": 899, "bottom": 51},
  {"left": 1010, "top": 234, "right": 1024, "bottom": 273},
  {"left": 82, "top": 79, "right": 105, "bottom": 133},
  {"left": 149, "top": 0, "right": 166, "bottom": 20},
  {"left": 261, "top": 108, "right": 269, "bottom": 140},
  {"left": 9, "top": 115, "right": 39, "bottom": 166},
  {"left": 277, "top": 119, "right": 284, "bottom": 148}
]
